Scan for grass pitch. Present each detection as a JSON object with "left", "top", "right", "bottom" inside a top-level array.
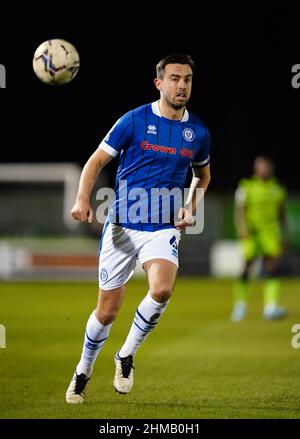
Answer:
[{"left": 0, "top": 278, "right": 300, "bottom": 419}]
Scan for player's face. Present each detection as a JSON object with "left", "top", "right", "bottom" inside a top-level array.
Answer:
[
  {"left": 254, "top": 158, "right": 274, "bottom": 180},
  {"left": 155, "top": 64, "right": 193, "bottom": 110}
]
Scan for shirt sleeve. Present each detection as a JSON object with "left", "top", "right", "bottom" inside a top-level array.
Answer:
[
  {"left": 191, "top": 128, "right": 211, "bottom": 168},
  {"left": 99, "top": 111, "right": 133, "bottom": 157},
  {"left": 279, "top": 185, "right": 287, "bottom": 204}
]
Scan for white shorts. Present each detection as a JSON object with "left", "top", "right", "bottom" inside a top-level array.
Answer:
[{"left": 98, "top": 222, "right": 181, "bottom": 290}]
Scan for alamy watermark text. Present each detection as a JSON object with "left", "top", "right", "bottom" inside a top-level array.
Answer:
[
  {"left": 95, "top": 181, "right": 205, "bottom": 234},
  {"left": 0, "top": 324, "right": 6, "bottom": 348},
  {"left": 0, "top": 64, "right": 6, "bottom": 88}
]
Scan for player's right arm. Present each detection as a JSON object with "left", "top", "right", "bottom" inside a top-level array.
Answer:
[
  {"left": 71, "top": 149, "right": 114, "bottom": 223},
  {"left": 234, "top": 181, "right": 249, "bottom": 239}
]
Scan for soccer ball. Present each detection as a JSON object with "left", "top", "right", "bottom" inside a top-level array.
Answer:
[{"left": 33, "top": 39, "right": 80, "bottom": 85}]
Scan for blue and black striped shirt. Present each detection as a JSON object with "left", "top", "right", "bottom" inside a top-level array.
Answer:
[{"left": 99, "top": 101, "right": 210, "bottom": 231}]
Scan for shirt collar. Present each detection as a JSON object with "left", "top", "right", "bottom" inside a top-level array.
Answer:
[{"left": 151, "top": 100, "right": 189, "bottom": 122}]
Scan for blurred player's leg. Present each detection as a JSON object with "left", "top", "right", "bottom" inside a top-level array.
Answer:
[
  {"left": 263, "top": 256, "right": 287, "bottom": 320},
  {"left": 231, "top": 260, "right": 252, "bottom": 321},
  {"left": 114, "top": 259, "right": 177, "bottom": 394},
  {"left": 231, "top": 236, "right": 257, "bottom": 322},
  {"left": 66, "top": 286, "right": 125, "bottom": 403}
]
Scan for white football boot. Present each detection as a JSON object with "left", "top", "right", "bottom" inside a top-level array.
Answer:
[
  {"left": 263, "top": 304, "right": 288, "bottom": 320},
  {"left": 114, "top": 352, "right": 134, "bottom": 394},
  {"left": 66, "top": 371, "right": 90, "bottom": 403},
  {"left": 231, "top": 301, "right": 248, "bottom": 322}
]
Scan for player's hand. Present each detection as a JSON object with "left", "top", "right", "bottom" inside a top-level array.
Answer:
[
  {"left": 174, "top": 207, "right": 194, "bottom": 230},
  {"left": 71, "top": 200, "right": 94, "bottom": 223}
]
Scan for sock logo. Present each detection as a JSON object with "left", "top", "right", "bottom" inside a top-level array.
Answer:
[{"left": 149, "top": 312, "right": 161, "bottom": 323}]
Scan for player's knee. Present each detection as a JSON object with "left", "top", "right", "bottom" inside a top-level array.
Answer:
[
  {"left": 95, "top": 308, "right": 118, "bottom": 325},
  {"left": 241, "top": 261, "right": 252, "bottom": 281},
  {"left": 265, "top": 265, "right": 279, "bottom": 277},
  {"left": 241, "top": 270, "right": 249, "bottom": 282},
  {"left": 150, "top": 287, "right": 172, "bottom": 303},
  {"left": 264, "top": 257, "right": 279, "bottom": 276}
]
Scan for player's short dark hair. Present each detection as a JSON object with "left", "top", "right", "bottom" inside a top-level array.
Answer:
[
  {"left": 156, "top": 54, "right": 195, "bottom": 79},
  {"left": 255, "top": 155, "right": 274, "bottom": 165}
]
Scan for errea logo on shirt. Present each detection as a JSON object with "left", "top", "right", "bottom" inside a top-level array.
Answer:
[{"left": 147, "top": 124, "right": 157, "bottom": 135}]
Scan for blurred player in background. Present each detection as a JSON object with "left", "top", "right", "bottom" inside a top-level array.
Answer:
[
  {"left": 231, "top": 156, "right": 289, "bottom": 321},
  {"left": 66, "top": 53, "right": 211, "bottom": 403}
]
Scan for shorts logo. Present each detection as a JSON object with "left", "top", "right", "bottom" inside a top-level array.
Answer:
[
  {"left": 100, "top": 268, "right": 108, "bottom": 282},
  {"left": 169, "top": 235, "right": 178, "bottom": 257},
  {"left": 183, "top": 128, "right": 195, "bottom": 142}
]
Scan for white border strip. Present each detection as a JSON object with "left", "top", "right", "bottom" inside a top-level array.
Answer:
[{"left": 99, "top": 141, "right": 119, "bottom": 157}]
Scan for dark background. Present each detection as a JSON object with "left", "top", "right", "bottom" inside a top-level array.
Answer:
[{"left": 0, "top": 2, "right": 299, "bottom": 192}]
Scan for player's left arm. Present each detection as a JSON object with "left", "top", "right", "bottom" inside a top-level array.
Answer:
[
  {"left": 175, "top": 164, "right": 211, "bottom": 229},
  {"left": 279, "top": 200, "right": 291, "bottom": 249}
]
